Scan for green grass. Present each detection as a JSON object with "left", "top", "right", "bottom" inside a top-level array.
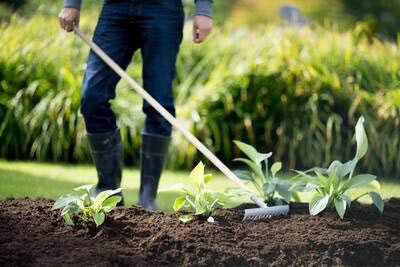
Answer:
[{"left": 0, "top": 159, "right": 398, "bottom": 212}]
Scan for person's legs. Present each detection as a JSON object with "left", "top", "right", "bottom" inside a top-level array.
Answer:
[
  {"left": 136, "top": 0, "right": 184, "bottom": 209},
  {"left": 81, "top": 1, "right": 139, "bottom": 203}
]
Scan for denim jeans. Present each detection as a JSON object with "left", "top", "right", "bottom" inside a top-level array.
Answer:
[{"left": 81, "top": 0, "right": 184, "bottom": 136}]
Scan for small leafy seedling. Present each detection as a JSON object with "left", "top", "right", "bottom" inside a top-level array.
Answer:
[
  {"left": 159, "top": 162, "right": 225, "bottom": 223},
  {"left": 226, "top": 140, "right": 296, "bottom": 204},
  {"left": 52, "top": 184, "right": 122, "bottom": 227},
  {"left": 292, "top": 116, "right": 384, "bottom": 219}
]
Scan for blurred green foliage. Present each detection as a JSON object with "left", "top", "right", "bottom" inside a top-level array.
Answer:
[
  {"left": 0, "top": 1, "right": 399, "bottom": 177},
  {"left": 223, "top": 0, "right": 400, "bottom": 39}
]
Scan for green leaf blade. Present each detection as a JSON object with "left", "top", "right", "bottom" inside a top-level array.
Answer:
[
  {"left": 233, "top": 140, "right": 258, "bottom": 163},
  {"left": 93, "top": 188, "right": 122, "bottom": 209},
  {"left": 309, "top": 194, "right": 330, "bottom": 216},
  {"left": 93, "top": 212, "right": 106, "bottom": 227},
  {"left": 343, "top": 174, "right": 377, "bottom": 190},
  {"left": 271, "top": 162, "right": 282, "bottom": 177},
  {"left": 173, "top": 197, "right": 186, "bottom": 211},
  {"left": 102, "top": 196, "right": 122, "bottom": 212},
  {"left": 334, "top": 197, "right": 347, "bottom": 219},
  {"left": 275, "top": 180, "right": 292, "bottom": 202},
  {"left": 52, "top": 194, "right": 79, "bottom": 210},
  {"left": 63, "top": 214, "right": 74, "bottom": 226},
  {"left": 368, "top": 192, "right": 384, "bottom": 214},
  {"left": 355, "top": 116, "right": 368, "bottom": 160}
]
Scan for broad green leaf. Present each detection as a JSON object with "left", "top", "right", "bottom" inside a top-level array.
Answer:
[
  {"left": 309, "top": 194, "right": 329, "bottom": 216},
  {"left": 234, "top": 158, "right": 264, "bottom": 179},
  {"left": 343, "top": 174, "right": 376, "bottom": 190},
  {"left": 52, "top": 194, "right": 79, "bottom": 210},
  {"left": 263, "top": 182, "right": 276, "bottom": 195},
  {"left": 93, "top": 188, "right": 122, "bottom": 209},
  {"left": 190, "top": 162, "right": 205, "bottom": 184},
  {"left": 63, "top": 214, "right": 74, "bottom": 226},
  {"left": 328, "top": 159, "right": 357, "bottom": 178},
  {"left": 158, "top": 183, "right": 186, "bottom": 193},
  {"left": 61, "top": 203, "right": 79, "bottom": 216},
  {"left": 355, "top": 116, "right": 368, "bottom": 160},
  {"left": 368, "top": 192, "right": 384, "bottom": 214},
  {"left": 102, "top": 196, "right": 122, "bottom": 212},
  {"left": 233, "top": 140, "right": 258, "bottom": 163},
  {"left": 93, "top": 212, "right": 106, "bottom": 226},
  {"left": 271, "top": 162, "right": 282, "bottom": 177},
  {"left": 179, "top": 214, "right": 193, "bottom": 223},
  {"left": 233, "top": 169, "right": 254, "bottom": 181},
  {"left": 173, "top": 197, "right": 186, "bottom": 211},
  {"left": 369, "top": 180, "right": 381, "bottom": 191},
  {"left": 334, "top": 197, "right": 347, "bottom": 219},
  {"left": 275, "top": 180, "right": 292, "bottom": 202},
  {"left": 233, "top": 140, "right": 272, "bottom": 164},
  {"left": 74, "top": 184, "right": 95, "bottom": 194},
  {"left": 327, "top": 160, "right": 343, "bottom": 173}
]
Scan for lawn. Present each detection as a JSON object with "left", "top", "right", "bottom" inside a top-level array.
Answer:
[{"left": 0, "top": 159, "right": 398, "bottom": 211}]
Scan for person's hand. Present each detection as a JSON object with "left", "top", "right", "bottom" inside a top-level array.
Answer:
[
  {"left": 58, "top": 7, "right": 80, "bottom": 32},
  {"left": 193, "top": 15, "right": 212, "bottom": 43}
]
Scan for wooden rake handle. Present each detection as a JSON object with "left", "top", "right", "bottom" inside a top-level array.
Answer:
[{"left": 73, "top": 26, "right": 253, "bottom": 193}]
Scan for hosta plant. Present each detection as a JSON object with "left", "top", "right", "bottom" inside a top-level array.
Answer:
[
  {"left": 292, "top": 116, "right": 384, "bottom": 219},
  {"left": 226, "top": 140, "right": 296, "bottom": 204},
  {"left": 159, "top": 162, "right": 225, "bottom": 223},
  {"left": 52, "top": 184, "right": 122, "bottom": 227}
]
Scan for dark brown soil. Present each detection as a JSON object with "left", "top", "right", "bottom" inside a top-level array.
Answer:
[{"left": 0, "top": 198, "right": 399, "bottom": 267}]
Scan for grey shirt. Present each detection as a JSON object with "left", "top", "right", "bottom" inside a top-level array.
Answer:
[{"left": 64, "top": 0, "right": 213, "bottom": 17}]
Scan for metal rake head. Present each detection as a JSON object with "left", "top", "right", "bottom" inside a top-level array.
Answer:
[{"left": 243, "top": 205, "right": 289, "bottom": 221}]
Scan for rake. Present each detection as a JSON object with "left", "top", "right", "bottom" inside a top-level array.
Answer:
[{"left": 73, "top": 26, "right": 289, "bottom": 221}]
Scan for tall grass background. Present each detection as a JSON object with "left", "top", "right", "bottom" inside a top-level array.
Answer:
[{"left": 0, "top": 1, "right": 399, "bottom": 177}]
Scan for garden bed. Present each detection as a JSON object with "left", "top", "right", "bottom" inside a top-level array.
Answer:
[{"left": 1, "top": 198, "right": 399, "bottom": 266}]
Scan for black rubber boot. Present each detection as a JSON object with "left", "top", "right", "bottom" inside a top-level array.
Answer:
[
  {"left": 87, "top": 129, "right": 124, "bottom": 206},
  {"left": 138, "top": 133, "right": 171, "bottom": 210}
]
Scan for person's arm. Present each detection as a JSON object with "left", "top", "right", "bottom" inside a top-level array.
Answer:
[
  {"left": 193, "top": 0, "right": 213, "bottom": 43},
  {"left": 59, "top": 0, "right": 81, "bottom": 32}
]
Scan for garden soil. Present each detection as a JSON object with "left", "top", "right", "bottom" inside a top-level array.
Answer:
[{"left": 0, "top": 197, "right": 399, "bottom": 266}]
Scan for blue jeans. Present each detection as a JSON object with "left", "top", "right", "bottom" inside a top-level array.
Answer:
[{"left": 81, "top": 0, "right": 184, "bottom": 136}]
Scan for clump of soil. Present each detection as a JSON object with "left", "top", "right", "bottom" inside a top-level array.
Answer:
[{"left": 0, "top": 197, "right": 399, "bottom": 266}]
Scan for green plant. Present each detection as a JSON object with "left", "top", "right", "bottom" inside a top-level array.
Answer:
[
  {"left": 227, "top": 140, "right": 295, "bottom": 204},
  {"left": 160, "top": 162, "right": 225, "bottom": 223},
  {"left": 52, "top": 184, "right": 122, "bottom": 227},
  {"left": 292, "top": 116, "right": 384, "bottom": 219}
]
